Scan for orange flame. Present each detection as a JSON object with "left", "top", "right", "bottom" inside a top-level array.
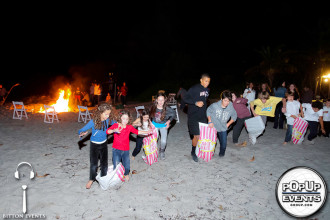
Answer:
[{"left": 38, "top": 88, "right": 72, "bottom": 113}]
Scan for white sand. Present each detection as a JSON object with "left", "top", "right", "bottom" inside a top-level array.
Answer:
[{"left": 0, "top": 103, "right": 329, "bottom": 219}]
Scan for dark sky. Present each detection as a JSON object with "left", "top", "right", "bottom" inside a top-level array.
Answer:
[{"left": 2, "top": 2, "right": 329, "bottom": 100}]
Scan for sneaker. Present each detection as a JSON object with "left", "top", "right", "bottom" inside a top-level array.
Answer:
[
  {"left": 191, "top": 152, "right": 198, "bottom": 162},
  {"left": 219, "top": 153, "right": 225, "bottom": 157},
  {"left": 160, "top": 151, "right": 165, "bottom": 160}
]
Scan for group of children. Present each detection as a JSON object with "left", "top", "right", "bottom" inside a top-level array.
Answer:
[
  {"left": 78, "top": 74, "right": 330, "bottom": 188},
  {"left": 184, "top": 74, "right": 329, "bottom": 162},
  {"left": 78, "top": 103, "right": 152, "bottom": 189},
  {"left": 78, "top": 91, "right": 176, "bottom": 189}
]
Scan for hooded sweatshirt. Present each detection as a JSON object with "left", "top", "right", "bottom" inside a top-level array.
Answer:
[{"left": 207, "top": 100, "right": 237, "bottom": 132}]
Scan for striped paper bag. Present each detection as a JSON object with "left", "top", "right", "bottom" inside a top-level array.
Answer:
[
  {"left": 292, "top": 117, "right": 308, "bottom": 144},
  {"left": 142, "top": 126, "right": 158, "bottom": 165},
  {"left": 196, "top": 123, "right": 217, "bottom": 162}
]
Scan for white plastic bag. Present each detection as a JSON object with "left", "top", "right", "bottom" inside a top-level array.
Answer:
[
  {"left": 95, "top": 163, "right": 125, "bottom": 190},
  {"left": 244, "top": 116, "right": 265, "bottom": 145}
]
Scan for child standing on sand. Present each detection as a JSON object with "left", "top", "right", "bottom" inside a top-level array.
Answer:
[
  {"left": 184, "top": 73, "right": 211, "bottom": 162},
  {"left": 149, "top": 92, "right": 176, "bottom": 160},
  {"left": 231, "top": 92, "right": 251, "bottom": 146},
  {"left": 283, "top": 92, "right": 302, "bottom": 145},
  {"left": 106, "top": 110, "right": 151, "bottom": 181},
  {"left": 131, "top": 109, "right": 154, "bottom": 159},
  {"left": 207, "top": 90, "right": 237, "bottom": 157},
  {"left": 78, "top": 102, "right": 115, "bottom": 189}
]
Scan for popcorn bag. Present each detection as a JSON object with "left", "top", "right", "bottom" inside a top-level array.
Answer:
[
  {"left": 292, "top": 117, "right": 308, "bottom": 144},
  {"left": 196, "top": 123, "right": 217, "bottom": 162},
  {"left": 142, "top": 126, "right": 158, "bottom": 165},
  {"left": 244, "top": 116, "right": 265, "bottom": 145},
  {"left": 96, "top": 162, "right": 125, "bottom": 190}
]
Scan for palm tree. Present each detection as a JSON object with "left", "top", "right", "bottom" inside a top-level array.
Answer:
[{"left": 245, "top": 45, "right": 297, "bottom": 88}]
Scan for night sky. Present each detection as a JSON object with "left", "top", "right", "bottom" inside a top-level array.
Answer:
[{"left": 2, "top": 2, "right": 329, "bottom": 101}]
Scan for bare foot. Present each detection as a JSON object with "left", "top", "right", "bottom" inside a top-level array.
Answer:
[
  {"left": 283, "top": 142, "right": 287, "bottom": 145},
  {"left": 235, "top": 141, "right": 247, "bottom": 147},
  {"left": 124, "top": 175, "right": 130, "bottom": 182},
  {"left": 86, "top": 180, "right": 93, "bottom": 189}
]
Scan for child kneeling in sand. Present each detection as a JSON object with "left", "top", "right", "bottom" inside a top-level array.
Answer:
[
  {"left": 107, "top": 110, "right": 151, "bottom": 181},
  {"left": 302, "top": 101, "right": 326, "bottom": 144},
  {"left": 78, "top": 102, "right": 115, "bottom": 189}
]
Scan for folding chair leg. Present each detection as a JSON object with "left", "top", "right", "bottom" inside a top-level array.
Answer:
[
  {"left": 176, "top": 108, "right": 179, "bottom": 123},
  {"left": 24, "top": 110, "right": 28, "bottom": 119}
]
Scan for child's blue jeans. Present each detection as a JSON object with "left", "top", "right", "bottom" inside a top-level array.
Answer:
[
  {"left": 112, "top": 148, "right": 130, "bottom": 175},
  {"left": 284, "top": 125, "right": 293, "bottom": 142},
  {"left": 217, "top": 131, "right": 227, "bottom": 156}
]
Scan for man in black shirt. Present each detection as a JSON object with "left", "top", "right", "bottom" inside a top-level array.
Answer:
[{"left": 184, "top": 73, "right": 211, "bottom": 162}]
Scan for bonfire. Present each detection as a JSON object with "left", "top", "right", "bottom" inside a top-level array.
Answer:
[{"left": 37, "top": 88, "right": 72, "bottom": 113}]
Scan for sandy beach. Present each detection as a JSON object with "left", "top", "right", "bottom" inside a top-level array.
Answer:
[{"left": 0, "top": 102, "right": 329, "bottom": 220}]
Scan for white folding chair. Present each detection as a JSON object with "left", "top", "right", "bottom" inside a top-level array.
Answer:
[
  {"left": 170, "top": 105, "right": 179, "bottom": 123},
  {"left": 78, "top": 105, "right": 92, "bottom": 123},
  {"left": 135, "top": 106, "right": 145, "bottom": 118},
  {"left": 167, "top": 93, "right": 177, "bottom": 105},
  {"left": 44, "top": 105, "right": 59, "bottom": 123},
  {"left": 12, "top": 101, "right": 28, "bottom": 120}
]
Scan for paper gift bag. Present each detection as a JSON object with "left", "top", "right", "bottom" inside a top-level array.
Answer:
[
  {"left": 142, "top": 125, "right": 158, "bottom": 165},
  {"left": 196, "top": 123, "right": 217, "bottom": 162},
  {"left": 96, "top": 162, "right": 125, "bottom": 190},
  {"left": 244, "top": 116, "right": 265, "bottom": 145},
  {"left": 292, "top": 117, "right": 308, "bottom": 144}
]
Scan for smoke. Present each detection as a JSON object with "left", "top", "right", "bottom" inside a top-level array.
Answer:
[{"left": 46, "top": 61, "right": 114, "bottom": 100}]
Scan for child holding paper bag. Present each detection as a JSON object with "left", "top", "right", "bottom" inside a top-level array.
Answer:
[
  {"left": 207, "top": 90, "right": 237, "bottom": 157},
  {"left": 283, "top": 91, "right": 303, "bottom": 145}
]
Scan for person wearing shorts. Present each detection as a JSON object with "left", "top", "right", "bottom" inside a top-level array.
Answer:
[{"left": 183, "top": 73, "right": 211, "bottom": 162}]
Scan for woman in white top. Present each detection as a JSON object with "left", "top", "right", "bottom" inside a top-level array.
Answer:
[{"left": 243, "top": 82, "right": 256, "bottom": 104}]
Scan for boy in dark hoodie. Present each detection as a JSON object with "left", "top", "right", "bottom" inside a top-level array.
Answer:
[
  {"left": 207, "top": 90, "right": 237, "bottom": 157},
  {"left": 184, "top": 73, "right": 211, "bottom": 162}
]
